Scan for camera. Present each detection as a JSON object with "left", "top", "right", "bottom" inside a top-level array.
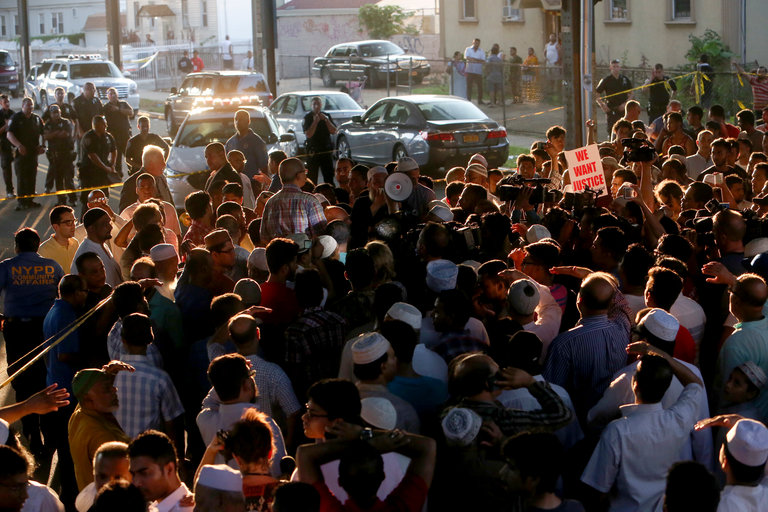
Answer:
[
  {"left": 622, "top": 187, "right": 635, "bottom": 200},
  {"left": 621, "top": 138, "right": 657, "bottom": 163},
  {"left": 496, "top": 175, "right": 560, "bottom": 205},
  {"left": 534, "top": 141, "right": 548, "bottom": 152},
  {"left": 562, "top": 187, "right": 599, "bottom": 217}
]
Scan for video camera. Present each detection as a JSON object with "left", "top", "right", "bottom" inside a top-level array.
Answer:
[
  {"left": 496, "top": 175, "right": 561, "bottom": 205},
  {"left": 621, "top": 138, "right": 657, "bottom": 163},
  {"left": 562, "top": 186, "right": 599, "bottom": 217}
]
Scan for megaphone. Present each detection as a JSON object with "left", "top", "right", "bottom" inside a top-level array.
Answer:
[{"left": 384, "top": 173, "right": 413, "bottom": 202}]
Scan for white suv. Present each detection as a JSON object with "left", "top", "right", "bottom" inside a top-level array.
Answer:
[{"left": 38, "top": 55, "right": 139, "bottom": 111}]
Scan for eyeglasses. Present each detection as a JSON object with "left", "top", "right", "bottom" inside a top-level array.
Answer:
[{"left": 304, "top": 403, "right": 329, "bottom": 419}]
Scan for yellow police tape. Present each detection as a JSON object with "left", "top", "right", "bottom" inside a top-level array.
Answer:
[{"left": 596, "top": 70, "right": 700, "bottom": 103}]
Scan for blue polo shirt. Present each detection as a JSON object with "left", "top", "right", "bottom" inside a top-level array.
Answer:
[
  {"left": 43, "top": 298, "right": 80, "bottom": 393},
  {"left": 0, "top": 252, "right": 63, "bottom": 317}
]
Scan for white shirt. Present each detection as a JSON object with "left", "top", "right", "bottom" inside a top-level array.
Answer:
[
  {"left": 74, "top": 215, "right": 127, "bottom": 264},
  {"left": 412, "top": 343, "right": 448, "bottom": 383},
  {"left": 623, "top": 294, "right": 647, "bottom": 319},
  {"left": 239, "top": 173, "right": 256, "bottom": 209},
  {"left": 22, "top": 481, "right": 64, "bottom": 512},
  {"left": 196, "top": 401, "right": 287, "bottom": 477},
  {"left": 120, "top": 200, "right": 182, "bottom": 238},
  {"left": 522, "top": 280, "right": 562, "bottom": 357},
  {"left": 670, "top": 293, "right": 706, "bottom": 347},
  {"left": 498, "top": 375, "right": 583, "bottom": 449},
  {"left": 581, "top": 384, "right": 704, "bottom": 512},
  {"left": 71, "top": 237, "right": 123, "bottom": 288},
  {"left": 718, "top": 484, "right": 768, "bottom": 512},
  {"left": 150, "top": 482, "right": 193, "bottom": 512},
  {"left": 586, "top": 359, "right": 713, "bottom": 470},
  {"left": 464, "top": 46, "right": 485, "bottom": 75},
  {"left": 241, "top": 56, "right": 255, "bottom": 70},
  {"left": 75, "top": 482, "right": 97, "bottom": 512},
  {"left": 544, "top": 42, "right": 559, "bottom": 65},
  {"left": 221, "top": 40, "right": 233, "bottom": 60},
  {"left": 686, "top": 153, "right": 712, "bottom": 179}
]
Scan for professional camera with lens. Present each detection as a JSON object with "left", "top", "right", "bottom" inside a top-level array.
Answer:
[
  {"left": 496, "top": 175, "right": 561, "bottom": 205},
  {"left": 562, "top": 187, "right": 599, "bottom": 217},
  {"left": 621, "top": 138, "right": 657, "bottom": 163},
  {"left": 742, "top": 209, "right": 768, "bottom": 241}
]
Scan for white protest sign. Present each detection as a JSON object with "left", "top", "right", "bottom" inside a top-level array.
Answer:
[{"left": 564, "top": 144, "right": 608, "bottom": 197}]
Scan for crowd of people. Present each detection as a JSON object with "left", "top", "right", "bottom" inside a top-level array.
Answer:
[{"left": 1, "top": 78, "right": 768, "bottom": 512}]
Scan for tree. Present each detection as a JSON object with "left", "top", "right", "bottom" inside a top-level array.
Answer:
[{"left": 358, "top": 4, "right": 417, "bottom": 40}]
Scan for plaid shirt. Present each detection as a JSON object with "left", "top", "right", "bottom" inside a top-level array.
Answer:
[
  {"left": 284, "top": 307, "right": 348, "bottom": 398},
  {"left": 259, "top": 184, "right": 326, "bottom": 241},
  {"left": 114, "top": 354, "right": 185, "bottom": 438},
  {"left": 108, "top": 319, "right": 164, "bottom": 369},
  {"left": 182, "top": 219, "right": 212, "bottom": 248},
  {"left": 432, "top": 333, "right": 488, "bottom": 363}
]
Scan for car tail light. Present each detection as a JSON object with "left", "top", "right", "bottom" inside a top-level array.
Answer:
[
  {"left": 420, "top": 131, "right": 454, "bottom": 142},
  {"left": 487, "top": 128, "right": 507, "bottom": 139}
]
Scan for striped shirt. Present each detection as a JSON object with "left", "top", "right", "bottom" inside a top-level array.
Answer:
[
  {"left": 259, "top": 184, "right": 326, "bottom": 241},
  {"left": 114, "top": 354, "right": 184, "bottom": 438},
  {"left": 748, "top": 76, "right": 768, "bottom": 110},
  {"left": 543, "top": 297, "right": 632, "bottom": 423}
]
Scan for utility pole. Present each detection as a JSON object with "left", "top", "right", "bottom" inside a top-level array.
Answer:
[
  {"left": 262, "top": 0, "right": 277, "bottom": 95},
  {"left": 251, "top": 0, "right": 264, "bottom": 70},
  {"left": 106, "top": 0, "right": 121, "bottom": 67},
  {"left": 16, "top": 0, "right": 29, "bottom": 76}
]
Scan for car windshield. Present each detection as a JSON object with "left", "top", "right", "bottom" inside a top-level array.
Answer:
[
  {"left": 38, "top": 62, "right": 53, "bottom": 77},
  {"left": 0, "top": 53, "right": 13, "bottom": 67},
  {"left": 69, "top": 62, "right": 122, "bottom": 79},
  {"left": 358, "top": 42, "right": 404, "bottom": 57},
  {"left": 176, "top": 117, "right": 271, "bottom": 148},
  {"left": 300, "top": 94, "right": 360, "bottom": 112},
  {"left": 214, "top": 75, "right": 269, "bottom": 94},
  {"left": 417, "top": 100, "right": 488, "bottom": 121}
]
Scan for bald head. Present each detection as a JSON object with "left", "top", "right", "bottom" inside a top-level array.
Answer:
[
  {"left": 227, "top": 314, "right": 259, "bottom": 349},
  {"left": 278, "top": 157, "right": 306, "bottom": 184},
  {"left": 448, "top": 353, "right": 498, "bottom": 399},
  {"left": 578, "top": 272, "right": 617, "bottom": 314},
  {"left": 324, "top": 205, "right": 350, "bottom": 224},
  {"left": 733, "top": 273, "right": 768, "bottom": 309},
  {"left": 713, "top": 209, "right": 746, "bottom": 243}
]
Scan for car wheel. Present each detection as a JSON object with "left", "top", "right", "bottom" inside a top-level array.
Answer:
[
  {"left": 365, "top": 69, "right": 379, "bottom": 89},
  {"left": 393, "top": 144, "right": 408, "bottom": 162},
  {"left": 39, "top": 91, "right": 48, "bottom": 110},
  {"left": 165, "top": 109, "right": 177, "bottom": 136},
  {"left": 321, "top": 68, "right": 335, "bottom": 87},
  {"left": 336, "top": 136, "right": 351, "bottom": 160}
]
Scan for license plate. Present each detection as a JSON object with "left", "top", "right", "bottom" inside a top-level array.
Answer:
[{"left": 464, "top": 134, "right": 479, "bottom": 143}]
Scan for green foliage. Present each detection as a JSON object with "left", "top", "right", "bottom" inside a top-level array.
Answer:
[
  {"left": 358, "top": 4, "right": 417, "bottom": 39},
  {"left": 684, "top": 29, "right": 736, "bottom": 69}
]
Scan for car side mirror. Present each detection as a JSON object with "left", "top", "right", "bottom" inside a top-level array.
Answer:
[
  {"left": 279, "top": 133, "right": 295, "bottom": 142},
  {"left": 170, "top": 87, "right": 178, "bottom": 94},
  {"left": 352, "top": 115, "right": 362, "bottom": 123},
  {"left": 267, "top": 133, "right": 278, "bottom": 144}
]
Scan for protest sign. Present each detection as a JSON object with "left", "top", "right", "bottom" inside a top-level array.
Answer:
[{"left": 564, "top": 144, "right": 608, "bottom": 197}]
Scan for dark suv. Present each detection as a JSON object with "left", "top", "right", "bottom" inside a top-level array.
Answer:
[
  {"left": 0, "top": 51, "right": 20, "bottom": 98},
  {"left": 312, "top": 40, "right": 430, "bottom": 88},
  {"left": 164, "top": 71, "right": 272, "bottom": 135}
]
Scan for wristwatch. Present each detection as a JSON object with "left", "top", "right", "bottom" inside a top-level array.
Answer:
[{"left": 359, "top": 428, "right": 374, "bottom": 441}]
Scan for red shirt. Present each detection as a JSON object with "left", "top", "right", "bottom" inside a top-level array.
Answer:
[
  {"left": 313, "top": 473, "right": 428, "bottom": 512},
  {"left": 673, "top": 325, "right": 696, "bottom": 364},
  {"left": 259, "top": 281, "right": 300, "bottom": 325}
]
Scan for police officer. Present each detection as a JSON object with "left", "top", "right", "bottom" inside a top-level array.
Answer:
[
  {"left": 73, "top": 82, "right": 103, "bottom": 140},
  {"left": 78, "top": 115, "right": 117, "bottom": 214},
  {"left": 42, "top": 87, "right": 78, "bottom": 194},
  {"left": 595, "top": 59, "right": 634, "bottom": 137},
  {"left": 303, "top": 96, "right": 337, "bottom": 185},
  {"left": 0, "top": 227, "right": 64, "bottom": 459},
  {"left": 44, "top": 105, "right": 77, "bottom": 205},
  {"left": 102, "top": 87, "right": 134, "bottom": 177},
  {"left": 0, "top": 94, "right": 15, "bottom": 198},
  {"left": 124, "top": 116, "right": 169, "bottom": 175},
  {"left": 7, "top": 97, "right": 44, "bottom": 210}
]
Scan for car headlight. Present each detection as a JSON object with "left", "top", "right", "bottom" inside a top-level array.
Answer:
[
  {"left": 129, "top": 82, "right": 137, "bottom": 94},
  {"left": 378, "top": 63, "right": 398, "bottom": 71}
]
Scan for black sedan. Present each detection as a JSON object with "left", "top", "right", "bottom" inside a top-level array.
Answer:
[{"left": 335, "top": 95, "right": 509, "bottom": 174}]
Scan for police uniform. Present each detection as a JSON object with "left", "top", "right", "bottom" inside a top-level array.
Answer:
[
  {"left": 78, "top": 128, "right": 116, "bottom": 209},
  {"left": 72, "top": 94, "right": 103, "bottom": 136},
  {"left": 44, "top": 116, "right": 76, "bottom": 205},
  {"left": 8, "top": 111, "right": 44, "bottom": 209},
  {"left": 303, "top": 111, "right": 336, "bottom": 185},
  {"left": 103, "top": 99, "right": 132, "bottom": 176},
  {"left": 0, "top": 250, "right": 63, "bottom": 452},
  {"left": 0, "top": 106, "right": 14, "bottom": 196},
  {"left": 42, "top": 103, "right": 77, "bottom": 193},
  {"left": 595, "top": 73, "right": 633, "bottom": 136}
]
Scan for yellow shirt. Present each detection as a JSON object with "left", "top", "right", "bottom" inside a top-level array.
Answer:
[
  {"left": 38, "top": 236, "right": 79, "bottom": 272},
  {"left": 68, "top": 405, "right": 131, "bottom": 490}
]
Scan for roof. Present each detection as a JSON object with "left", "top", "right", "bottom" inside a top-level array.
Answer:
[
  {"left": 137, "top": 4, "right": 176, "bottom": 17},
  {"left": 278, "top": 0, "right": 376, "bottom": 10},
  {"left": 83, "top": 13, "right": 127, "bottom": 31}
]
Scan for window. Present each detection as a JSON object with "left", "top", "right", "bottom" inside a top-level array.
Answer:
[
  {"left": 607, "top": 0, "right": 629, "bottom": 21},
  {"left": 181, "top": 0, "right": 189, "bottom": 28},
  {"left": 14, "top": 15, "right": 18, "bottom": 36},
  {"left": 51, "top": 13, "right": 63, "bottom": 34},
  {"left": 38, "top": 14, "right": 44, "bottom": 35},
  {"left": 503, "top": 0, "right": 523, "bottom": 21},
  {"left": 363, "top": 102, "right": 390, "bottom": 124},
  {"left": 133, "top": 2, "right": 139, "bottom": 28},
  {"left": 0, "top": 16, "right": 5, "bottom": 37},
  {"left": 72, "top": 8, "right": 77, "bottom": 17},
  {"left": 671, "top": 0, "right": 692, "bottom": 20},
  {"left": 460, "top": 0, "right": 476, "bottom": 20},
  {"left": 202, "top": 1, "right": 208, "bottom": 27},
  {"left": 283, "top": 96, "right": 298, "bottom": 115}
]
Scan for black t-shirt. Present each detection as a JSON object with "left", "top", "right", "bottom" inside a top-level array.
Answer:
[
  {"left": 0, "top": 107, "right": 14, "bottom": 151},
  {"left": 73, "top": 94, "right": 104, "bottom": 132},
  {"left": 648, "top": 76, "right": 677, "bottom": 107},
  {"left": 178, "top": 57, "right": 193, "bottom": 73},
  {"left": 79, "top": 129, "right": 115, "bottom": 171},
  {"left": 595, "top": 73, "right": 633, "bottom": 110},
  {"left": 303, "top": 111, "right": 335, "bottom": 151},
  {"left": 204, "top": 163, "right": 240, "bottom": 192},
  {"left": 103, "top": 100, "right": 132, "bottom": 140},
  {"left": 42, "top": 103, "right": 77, "bottom": 124},
  {"left": 8, "top": 112, "right": 43, "bottom": 151},
  {"left": 43, "top": 118, "right": 74, "bottom": 152},
  {"left": 124, "top": 133, "right": 169, "bottom": 173}
]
